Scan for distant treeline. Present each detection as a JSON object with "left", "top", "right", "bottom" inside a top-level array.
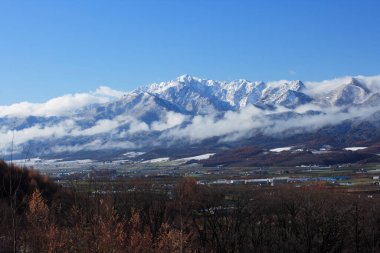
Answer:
[
  {"left": 201, "top": 146, "right": 379, "bottom": 167},
  {"left": 1, "top": 161, "right": 380, "bottom": 252}
]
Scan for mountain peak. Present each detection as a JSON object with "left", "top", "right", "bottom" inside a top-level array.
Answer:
[
  {"left": 177, "top": 74, "right": 197, "bottom": 83},
  {"left": 290, "top": 80, "right": 305, "bottom": 91},
  {"left": 347, "top": 77, "right": 371, "bottom": 93}
]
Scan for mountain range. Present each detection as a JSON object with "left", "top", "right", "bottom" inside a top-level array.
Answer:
[{"left": 2, "top": 74, "right": 380, "bottom": 162}]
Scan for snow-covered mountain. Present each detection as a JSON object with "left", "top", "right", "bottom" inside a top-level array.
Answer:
[
  {"left": 140, "top": 75, "right": 313, "bottom": 112},
  {"left": 313, "top": 78, "right": 371, "bottom": 107},
  {"left": 1, "top": 74, "right": 380, "bottom": 160}
]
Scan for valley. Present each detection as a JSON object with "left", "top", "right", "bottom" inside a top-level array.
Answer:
[{"left": 13, "top": 148, "right": 380, "bottom": 197}]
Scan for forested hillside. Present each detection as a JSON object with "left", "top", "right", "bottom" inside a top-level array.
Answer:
[{"left": 1, "top": 161, "right": 380, "bottom": 252}]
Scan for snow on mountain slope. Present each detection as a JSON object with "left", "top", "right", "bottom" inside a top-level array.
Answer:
[
  {"left": 260, "top": 81, "right": 312, "bottom": 108},
  {"left": 324, "top": 78, "right": 370, "bottom": 106},
  {"left": 143, "top": 75, "right": 233, "bottom": 114},
  {"left": 360, "top": 91, "right": 380, "bottom": 107},
  {"left": 306, "top": 76, "right": 380, "bottom": 107},
  {"left": 141, "top": 75, "right": 313, "bottom": 111}
]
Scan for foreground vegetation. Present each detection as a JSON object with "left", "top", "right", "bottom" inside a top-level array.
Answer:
[{"left": 1, "top": 161, "right": 380, "bottom": 252}]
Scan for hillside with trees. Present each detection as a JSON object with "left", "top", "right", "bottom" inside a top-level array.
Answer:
[{"left": 2, "top": 161, "right": 380, "bottom": 252}]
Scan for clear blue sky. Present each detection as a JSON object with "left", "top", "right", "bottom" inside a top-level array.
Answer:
[{"left": 1, "top": 0, "right": 379, "bottom": 105}]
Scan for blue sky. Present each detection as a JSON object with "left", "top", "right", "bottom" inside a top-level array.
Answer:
[{"left": 0, "top": 0, "right": 379, "bottom": 105}]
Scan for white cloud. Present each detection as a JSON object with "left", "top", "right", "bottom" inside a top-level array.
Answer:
[
  {"left": 0, "top": 120, "right": 75, "bottom": 150},
  {"left": 95, "top": 86, "right": 126, "bottom": 98},
  {"left": 51, "top": 140, "right": 136, "bottom": 153},
  {"left": 0, "top": 86, "right": 125, "bottom": 117},
  {"left": 72, "top": 117, "right": 124, "bottom": 136},
  {"left": 164, "top": 103, "right": 380, "bottom": 143},
  {"left": 304, "top": 76, "right": 354, "bottom": 96},
  {"left": 0, "top": 113, "right": 149, "bottom": 154},
  {"left": 165, "top": 106, "right": 267, "bottom": 142},
  {"left": 304, "top": 75, "right": 380, "bottom": 96},
  {"left": 151, "top": 111, "right": 187, "bottom": 131},
  {"left": 128, "top": 120, "right": 149, "bottom": 134}
]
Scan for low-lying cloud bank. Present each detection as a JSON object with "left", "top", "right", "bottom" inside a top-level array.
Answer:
[
  {"left": 51, "top": 139, "right": 137, "bottom": 153},
  {"left": 163, "top": 104, "right": 380, "bottom": 143},
  {"left": 0, "top": 111, "right": 186, "bottom": 155},
  {"left": 0, "top": 115, "right": 147, "bottom": 152}
]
